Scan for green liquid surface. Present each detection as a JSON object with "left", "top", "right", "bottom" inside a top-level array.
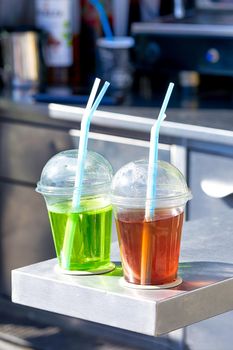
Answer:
[{"left": 48, "top": 200, "right": 113, "bottom": 271}]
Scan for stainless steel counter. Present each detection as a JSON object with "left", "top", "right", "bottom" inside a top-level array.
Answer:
[
  {"left": 12, "top": 259, "right": 233, "bottom": 337},
  {"left": 12, "top": 210, "right": 233, "bottom": 337}
]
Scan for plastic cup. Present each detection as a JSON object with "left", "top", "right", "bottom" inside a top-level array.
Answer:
[
  {"left": 111, "top": 159, "right": 192, "bottom": 288},
  {"left": 36, "top": 150, "right": 115, "bottom": 274},
  {"left": 96, "top": 37, "right": 135, "bottom": 97}
]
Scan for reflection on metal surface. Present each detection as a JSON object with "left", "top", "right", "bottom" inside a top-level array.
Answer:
[
  {"left": 201, "top": 179, "right": 233, "bottom": 198},
  {"left": 178, "top": 261, "right": 233, "bottom": 291}
]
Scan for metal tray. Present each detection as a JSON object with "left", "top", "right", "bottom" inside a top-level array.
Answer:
[{"left": 12, "top": 259, "right": 233, "bottom": 336}]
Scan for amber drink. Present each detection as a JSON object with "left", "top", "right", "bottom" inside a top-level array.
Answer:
[
  {"left": 111, "top": 159, "right": 192, "bottom": 287},
  {"left": 36, "top": 150, "right": 115, "bottom": 274}
]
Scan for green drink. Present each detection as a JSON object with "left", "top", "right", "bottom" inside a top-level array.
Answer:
[
  {"left": 36, "top": 150, "right": 115, "bottom": 274},
  {"left": 48, "top": 200, "right": 113, "bottom": 272}
]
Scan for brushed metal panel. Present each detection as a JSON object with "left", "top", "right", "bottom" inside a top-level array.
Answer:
[
  {"left": 0, "top": 123, "right": 74, "bottom": 184},
  {"left": 0, "top": 182, "right": 55, "bottom": 294}
]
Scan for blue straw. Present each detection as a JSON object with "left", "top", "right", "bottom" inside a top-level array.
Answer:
[
  {"left": 72, "top": 81, "right": 110, "bottom": 209},
  {"left": 145, "top": 83, "right": 174, "bottom": 220},
  {"left": 89, "top": 0, "right": 113, "bottom": 39}
]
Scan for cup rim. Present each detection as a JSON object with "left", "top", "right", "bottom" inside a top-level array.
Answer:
[
  {"left": 36, "top": 181, "right": 111, "bottom": 197},
  {"left": 97, "top": 36, "right": 135, "bottom": 49}
]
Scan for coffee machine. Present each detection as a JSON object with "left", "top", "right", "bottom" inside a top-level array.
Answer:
[{"left": 131, "top": 0, "right": 233, "bottom": 104}]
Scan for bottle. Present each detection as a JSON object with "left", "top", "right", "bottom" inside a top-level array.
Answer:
[
  {"left": 79, "top": 0, "right": 102, "bottom": 89},
  {"left": 35, "top": 0, "right": 80, "bottom": 89}
]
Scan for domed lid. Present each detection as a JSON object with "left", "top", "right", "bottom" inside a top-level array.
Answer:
[
  {"left": 36, "top": 150, "right": 113, "bottom": 197},
  {"left": 111, "top": 159, "right": 192, "bottom": 208}
]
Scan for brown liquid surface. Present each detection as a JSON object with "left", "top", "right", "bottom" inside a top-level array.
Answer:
[{"left": 116, "top": 209, "right": 184, "bottom": 285}]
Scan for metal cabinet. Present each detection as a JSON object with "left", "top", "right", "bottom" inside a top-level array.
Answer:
[
  {"left": 189, "top": 150, "right": 233, "bottom": 220},
  {"left": 0, "top": 122, "right": 75, "bottom": 294},
  {"left": 0, "top": 182, "right": 54, "bottom": 293}
]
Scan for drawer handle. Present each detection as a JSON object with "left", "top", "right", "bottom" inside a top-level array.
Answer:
[
  {"left": 69, "top": 129, "right": 170, "bottom": 150},
  {"left": 201, "top": 180, "right": 233, "bottom": 199}
]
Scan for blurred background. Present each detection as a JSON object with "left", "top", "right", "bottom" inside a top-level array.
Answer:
[{"left": 0, "top": 0, "right": 232, "bottom": 107}]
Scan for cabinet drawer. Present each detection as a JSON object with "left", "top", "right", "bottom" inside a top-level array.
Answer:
[
  {"left": 0, "top": 181, "right": 55, "bottom": 294},
  {"left": 189, "top": 151, "right": 233, "bottom": 220},
  {"left": 0, "top": 123, "right": 74, "bottom": 184}
]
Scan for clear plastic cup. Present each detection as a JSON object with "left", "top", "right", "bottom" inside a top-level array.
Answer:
[
  {"left": 111, "top": 159, "right": 192, "bottom": 288},
  {"left": 36, "top": 150, "right": 115, "bottom": 274},
  {"left": 96, "top": 37, "right": 135, "bottom": 97}
]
